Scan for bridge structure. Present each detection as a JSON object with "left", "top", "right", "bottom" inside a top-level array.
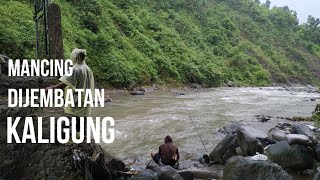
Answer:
[{"left": 32, "top": 0, "right": 64, "bottom": 60}]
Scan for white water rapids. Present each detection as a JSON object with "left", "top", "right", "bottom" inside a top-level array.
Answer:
[{"left": 92, "top": 87, "right": 320, "bottom": 160}]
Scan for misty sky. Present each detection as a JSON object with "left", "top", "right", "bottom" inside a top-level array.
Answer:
[{"left": 260, "top": 0, "right": 320, "bottom": 24}]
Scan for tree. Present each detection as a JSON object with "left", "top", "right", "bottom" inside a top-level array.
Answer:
[{"left": 263, "top": 0, "right": 271, "bottom": 9}]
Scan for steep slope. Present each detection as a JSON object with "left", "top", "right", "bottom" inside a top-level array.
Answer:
[{"left": 0, "top": 0, "right": 319, "bottom": 88}]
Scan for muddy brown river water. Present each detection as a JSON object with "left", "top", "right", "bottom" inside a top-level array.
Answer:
[{"left": 92, "top": 87, "right": 320, "bottom": 161}]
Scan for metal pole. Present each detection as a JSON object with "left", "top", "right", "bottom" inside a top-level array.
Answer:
[
  {"left": 44, "top": 0, "right": 49, "bottom": 58},
  {"left": 34, "top": 0, "right": 39, "bottom": 59}
]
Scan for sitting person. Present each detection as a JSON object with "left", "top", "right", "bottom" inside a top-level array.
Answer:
[{"left": 151, "top": 135, "right": 179, "bottom": 168}]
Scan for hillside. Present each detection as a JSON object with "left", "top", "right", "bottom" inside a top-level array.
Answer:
[{"left": 1, "top": 0, "right": 320, "bottom": 88}]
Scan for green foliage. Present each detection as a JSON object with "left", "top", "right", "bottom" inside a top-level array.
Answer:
[{"left": 1, "top": 0, "right": 320, "bottom": 88}]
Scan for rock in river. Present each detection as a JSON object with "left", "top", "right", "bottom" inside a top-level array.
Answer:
[
  {"left": 147, "top": 165, "right": 183, "bottom": 180},
  {"left": 209, "top": 133, "right": 238, "bottom": 164},
  {"left": 265, "top": 140, "right": 314, "bottom": 170},
  {"left": 236, "top": 126, "right": 267, "bottom": 156},
  {"left": 292, "top": 124, "right": 315, "bottom": 140},
  {"left": 223, "top": 156, "right": 292, "bottom": 180}
]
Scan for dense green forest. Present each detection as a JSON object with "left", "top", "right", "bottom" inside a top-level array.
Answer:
[{"left": 1, "top": 0, "right": 320, "bottom": 88}]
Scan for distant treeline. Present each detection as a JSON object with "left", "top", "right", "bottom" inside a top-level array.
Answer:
[{"left": 1, "top": 0, "right": 320, "bottom": 88}]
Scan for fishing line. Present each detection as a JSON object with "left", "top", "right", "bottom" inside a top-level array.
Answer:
[
  {"left": 178, "top": 98, "right": 208, "bottom": 153},
  {"left": 109, "top": 95, "right": 210, "bottom": 153}
]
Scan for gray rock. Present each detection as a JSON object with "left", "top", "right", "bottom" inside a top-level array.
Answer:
[
  {"left": 217, "top": 122, "right": 244, "bottom": 135},
  {"left": 285, "top": 134, "right": 311, "bottom": 145},
  {"left": 313, "top": 144, "right": 320, "bottom": 162},
  {"left": 130, "top": 91, "right": 145, "bottom": 95},
  {"left": 268, "top": 127, "right": 287, "bottom": 142},
  {"left": 292, "top": 124, "right": 315, "bottom": 139},
  {"left": 130, "top": 169, "right": 158, "bottom": 180},
  {"left": 236, "top": 126, "right": 267, "bottom": 156},
  {"left": 178, "top": 171, "right": 194, "bottom": 180},
  {"left": 209, "top": 133, "right": 238, "bottom": 164},
  {"left": 265, "top": 140, "right": 314, "bottom": 170},
  {"left": 148, "top": 166, "right": 183, "bottom": 180},
  {"left": 178, "top": 169, "right": 222, "bottom": 179},
  {"left": 223, "top": 156, "right": 292, "bottom": 180}
]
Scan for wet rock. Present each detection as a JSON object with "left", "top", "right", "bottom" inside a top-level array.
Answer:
[
  {"left": 0, "top": 115, "right": 127, "bottom": 180},
  {"left": 256, "top": 137, "right": 276, "bottom": 147},
  {"left": 209, "top": 133, "right": 238, "bottom": 164},
  {"left": 236, "top": 126, "right": 267, "bottom": 156},
  {"left": 292, "top": 124, "right": 315, "bottom": 139},
  {"left": 265, "top": 140, "right": 314, "bottom": 170},
  {"left": 178, "top": 171, "right": 194, "bottom": 180},
  {"left": 146, "top": 160, "right": 160, "bottom": 170},
  {"left": 313, "top": 144, "right": 320, "bottom": 162},
  {"left": 268, "top": 127, "right": 287, "bottom": 142},
  {"left": 130, "top": 169, "right": 158, "bottom": 180},
  {"left": 147, "top": 166, "right": 183, "bottom": 180},
  {"left": 285, "top": 134, "right": 311, "bottom": 145},
  {"left": 217, "top": 122, "right": 244, "bottom": 135},
  {"left": 130, "top": 91, "right": 145, "bottom": 95},
  {"left": 105, "top": 98, "right": 112, "bottom": 102},
  {"left": 223, "top": 156, "right": 292, "bottom": 180},
  {"left": 178, "top": 169, "right": 222, "bottom": 179},
  {"left": 255, "top": 115, "right": 271, "bottom": 122}
]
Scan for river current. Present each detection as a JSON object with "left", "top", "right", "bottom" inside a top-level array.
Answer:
[{"left": 92, "top": 87, "right": 320, "bottom": 160}]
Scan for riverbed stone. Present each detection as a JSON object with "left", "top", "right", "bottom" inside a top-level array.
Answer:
[
  {"left": 265, "top": 140, "right": 314, "bottom": 170},
  {"left": 148, "top": 166, "right": 183, "bottom": 180},
  {"left": 292, "top": 124, "right": 315, "bottom": 139},
  {"left": 285, "top": 134, "right": 311, "bottom": 145},
  {"left": 209, "top": 133, "right": 238, "bottom": 164},
  {"left": 217, "top": 122, "right": 244, "bottom": 135},
  {"left": 223, "top": 156, "right": 292, "bottom": 180},
  {"left": 236, "top": 126, "right": 267, "bottom": 156},
  {"left": 130, "top": 91, "right": 145, "bottom": 95},
  {"left": 178, "top": 171, "right": 194, "bottom": 180},
  {"left": 130, "top": 169, "right": 158, "bottom": 180},
  {"left": 268, "top": 127, "right": 287, "bottom": 142}
]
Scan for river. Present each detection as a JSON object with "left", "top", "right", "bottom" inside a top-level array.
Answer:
[{"left": 92, "top": 87, "right": 320, "bottom": 161}]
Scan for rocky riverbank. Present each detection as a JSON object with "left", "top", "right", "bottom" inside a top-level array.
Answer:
[{"left": 2, "top": 99, "right": 320, "bottom": 179}]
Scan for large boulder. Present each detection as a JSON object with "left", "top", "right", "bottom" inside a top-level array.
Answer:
[
  {"left": 0, "top": 114, "right": 127, "bottom": 180},
  {"left": 217, "top": 122, "right": 244, "bottom": 135},
  {"left": 265, "top": 140, "right": 314, "bottom": 170},
  {"left": 236, "top": 126, "right": 267, "bottom": 156},
  {"left": 209, "top": 133, "right": 238, "bottom": 164},
  {"left": 285, "top": 134, "right": 311, "bottom": 145},
  {"left": 129, "top": 169, "right": 158, "bottom": 180},
  {"left": 147, "top": 165, "right": 183, "bottom": 180},
  {"left": 292, "top": 124, "right": 315, "bottom": 139},
  {"left": 268, "top": 127, "right": 287, "bottom": 142},
  {"left": 223, "top": 156, "right": 292, "bottom": 180}
]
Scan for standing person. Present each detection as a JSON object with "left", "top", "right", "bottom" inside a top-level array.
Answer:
[
  {"left": 151, "top": 135, "right": 180, "bottom": 168},
  {"left": 46, "top": 48, "right": 95, "bottom": 132}
]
